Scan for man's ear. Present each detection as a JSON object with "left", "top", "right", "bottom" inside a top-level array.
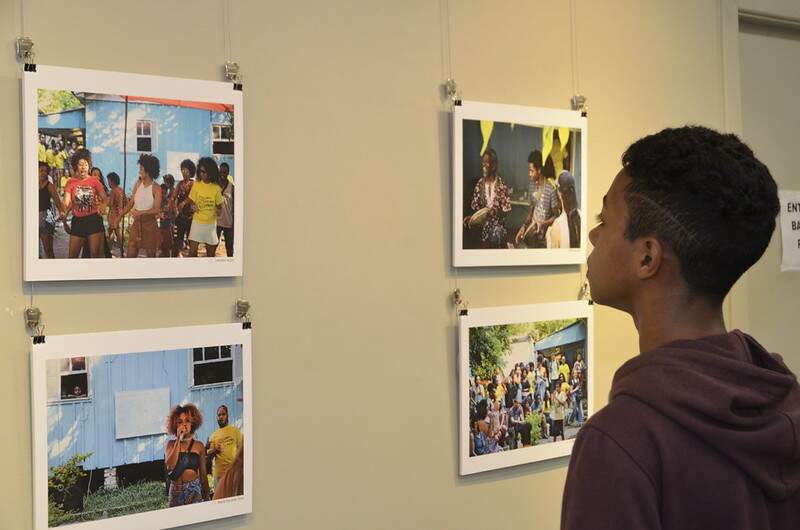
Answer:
[{"left": 635, "top": 237, "right": 662, "bottom": 279}]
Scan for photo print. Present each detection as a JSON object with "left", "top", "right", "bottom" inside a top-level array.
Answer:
[
  {"left": 23, "top": 65, "right": 244, "bottom": 280},
  {"left": 31, "top": 323, "right": 252, "bottom": 530},
  {"left": 459, "top": 301, "right": 593, "bottom": 475},
  {"left": 453, "top": 101, "right": 588, "bottom": 267}
]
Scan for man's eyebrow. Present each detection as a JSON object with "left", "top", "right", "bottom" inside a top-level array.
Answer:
[{"left": 602, "top": 195, "right": 607, "bottom": 208}]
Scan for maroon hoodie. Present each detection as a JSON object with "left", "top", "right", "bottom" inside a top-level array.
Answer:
[{"left": 561, "top": 330, "right": 800, "bottom": 530}]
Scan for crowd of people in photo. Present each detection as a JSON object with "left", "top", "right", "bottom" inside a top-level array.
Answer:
[
  {"left": 464, "top": 148, "right": 581, "bottom": 249},
  {"left": 37, "top": 133, "right": 235, "bottom": 259},
  {"left": 468, "top": 350, "right": 587, "bottom": 456},
  {"left": 165, "top": 403, "right": 244, "bottom": 506}
]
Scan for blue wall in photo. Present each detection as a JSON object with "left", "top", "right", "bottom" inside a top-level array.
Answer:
[
  {"left": 38, "top": 108, "right": 85, "bottom": 130},
  {"left": 47, "top": 346, "right": 244, "bottom": 472},
  {"left": 39, "top": 99, "right": 235, "bottom": 195}
]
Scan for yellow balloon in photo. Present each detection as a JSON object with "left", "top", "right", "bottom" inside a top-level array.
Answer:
[
  {"left": 558, "top": 127, "right": 571, "bottom": 154},
  {"left": 542, "top": 127, "right": 554, "bottom": 163},
  {"left": 480, "top": 120, "right": 494, "bottom": 156},
  {"left": 550, "top": 136, "right": 567, "bottom": 176}
]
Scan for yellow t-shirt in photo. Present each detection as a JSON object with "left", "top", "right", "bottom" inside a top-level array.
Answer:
[
  {"left": 189, "top": 180, "right": 224, "bottom": 224},
  {"left": 209, "top": 424, "right": 243, "bottom": 479},
  {"left": 54, "top": 150, "right": 67, "bottom": 170},
  {"left": 38, "top": 144, "right": 46, "bottom": 163}
]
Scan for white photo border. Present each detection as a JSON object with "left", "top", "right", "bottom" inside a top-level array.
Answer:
[
  {"left": 23, "top": 65, "right": 244, "bottom": 281},
  {"left": 459, "top": 301, "right": 594, "bottom": 475},
  {"left": 31, "top": 323, "right": 253, "bottom": 530},
  {"left": 453, "top": 100, "right": 588, "bottom": 267}
]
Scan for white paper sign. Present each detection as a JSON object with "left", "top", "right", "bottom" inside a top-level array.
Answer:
[
  {"left": 779, "top": 190, "right": 800, "bottom": 271},
  {"left": 115, "top": 387, "right": 170, "bottom": 439}
]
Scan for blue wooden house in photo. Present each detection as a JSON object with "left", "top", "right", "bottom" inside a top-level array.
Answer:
[
  {"left": 39, "top": 93, "right": 235, "bottom": 195},
  {"left": 46, "top": 345, "right": 244, "bottom": 476},
  {"left": 533, "top": 319, "right": 588, "bottom": 366}
]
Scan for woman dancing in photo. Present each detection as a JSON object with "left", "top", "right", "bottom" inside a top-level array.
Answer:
[
  {"left": 61, "top": 148, "right": 108, "bottom": 258},
  {"left": 174, "top": 159, "right": 196, "bottom": 254},
  {"left": 106, "top": 172, "right": 125, "bottom": 254},
  {"left": 38, "top": 161, "right": 62, "bottom": 259},
  {"left": 159, "top": 174, "right": 177, "bottom": 257},
  {"left": 121, "top": 154, "right": 162, "bottom": 258},
  {"left": 216, "top": 173, "right": 234, "bottom": 257},
  {"left": 165, "top": 403, "right": 210, "bottom": 506},
  {"left": 187, "top": 157, "right": 224, "bottom": 257}
]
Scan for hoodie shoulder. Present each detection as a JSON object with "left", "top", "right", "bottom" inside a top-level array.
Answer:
[{"left": 583, "top": 395, "right": 666, "bottom": 489}]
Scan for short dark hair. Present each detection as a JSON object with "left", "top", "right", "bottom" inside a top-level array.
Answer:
[
  {"left": 621, "top": 126, "right": 779, "bottom": 301},
  {"left": 197, "top": 157, "right": 220, "bottom": 184},
  {"left": 38, "top": 161, "right": 49, "bottom": 170},
  {"left": 138, "top": 154, "right": 160, "bottom": 180},
  {"left": 527, "top": 150, "right": 543, "bottom": 171},
  {"left": 70, "top": 148, "right": 92, "bottom": 171},
  {"left": 180, "top": 159, "right": 196, "bottom": 177},
  {"left": 107, "top": 172, "right": 120, "bottom": 186},
  {"left": 220, "top": 162, "right": 230, "bottom": 170},
  {"left": 217, "top": 404, "right": 229, "bottom": 414},
  {"left": 542, "top": 156, "right": 555, "bottom": 179}
]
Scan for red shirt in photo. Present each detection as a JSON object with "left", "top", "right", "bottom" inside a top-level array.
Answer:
[{"left": 65, "top": 176, "right": 105, "bottom": 217}]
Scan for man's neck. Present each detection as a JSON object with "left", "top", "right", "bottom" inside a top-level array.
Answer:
[{"left": 632, "top": 290, "right": 727, "bottom": 353}]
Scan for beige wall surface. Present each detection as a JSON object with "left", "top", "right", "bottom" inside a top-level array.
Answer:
[
  {"left": 738, "top": 21, "right": 800, "bottom": 373},
  {"left": 0, "top": 1, "right": 744, "bottom": 529}
]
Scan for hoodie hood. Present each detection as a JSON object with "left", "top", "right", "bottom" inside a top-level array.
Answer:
[{"left": 610, "top": 330, "right": 800, "bottom": 501}]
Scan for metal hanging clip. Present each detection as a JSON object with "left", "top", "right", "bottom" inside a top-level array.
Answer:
[
  {"left": 235, "top": 299, "right": 251, "bottom": 329},
  {"left": 25, "top": 307, "right": 45, "bottom": 342},
  {"left": 224, "top": 61, "right": 242, "bottom": 91},
  {"left": 453, "top": 288, "right": 468, "bottom": 315},
  {"left": 571, "top": 94, "right": 588, "bottom": 117},
  {"left": 445, "top": 78, "right": 462, "bottom": 106},
  {"left": 16, "top": 37, "right": 36, "bottom": 71}
]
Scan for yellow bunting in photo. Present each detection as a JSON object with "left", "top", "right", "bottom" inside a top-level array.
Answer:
[
  {"left": 542, "top": 126, "right": 554, "bottom": 163},
  {"left": 480, "top": 120, "right": 494, "bottom": 156}
]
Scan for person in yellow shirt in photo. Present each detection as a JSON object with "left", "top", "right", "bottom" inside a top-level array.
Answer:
[
  {"left": 206, "top": 405, "right": 243, "bottom": 490},
  {"left": 187, "top": 157, "right": 224, "bottom": 257}
]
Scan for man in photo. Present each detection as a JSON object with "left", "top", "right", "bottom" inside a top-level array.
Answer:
[
  {"left": 465, "top": 148, "right": 512, "bottom": 248},
  {"left": 561, "top": 126, "right": 800, "bottom": 529},
  {"left": 206, "top": 405, "right": 242, "bottom": 489},
  {"left": 516, "top": 150, "right": 560, "bottom": 248}
]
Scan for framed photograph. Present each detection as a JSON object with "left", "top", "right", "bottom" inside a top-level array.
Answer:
[
  {"left": 453, "top": 101, "right": 588, "bottom": 267},
  {"left": 23, "top": 65, "right": 244, "bottom": 281},
  {"left": 31, "top": 323, "right": 252, "bottom": 529},
  {"left": 459, "top": 301, "right": 593, "bottom": 475}
]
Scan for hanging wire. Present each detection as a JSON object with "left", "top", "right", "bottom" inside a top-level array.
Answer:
[
  {"left": 221, "top": 0, "right": 233, "bottom": 63},
  {"left": 20, "top": 0, "right": 26, "bottom": 36},
  {"left": 569, "top": 0, "right": 580, "bottom": 96},
  {"left": 439, "top": 0, "right": 466, "bottom": 314},
  {"left": 439, "top": 0, "right": 453, "bottom": 79}
]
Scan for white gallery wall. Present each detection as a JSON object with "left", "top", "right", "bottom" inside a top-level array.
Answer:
[{"left": 0, "top": 1, "right": 791, "bottom": 529}]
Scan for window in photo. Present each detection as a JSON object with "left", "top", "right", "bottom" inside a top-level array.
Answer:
[
  {"left": 212, "top": 123, "right": 234, "bottom": 155},
  {"left": 47, "top": 356, "right": 89, "bottom": 401},
  {"left": 136, "top": 119, "right": 154, "bottom": 152},
  {"left": 192, "top": 346, "right": 233, "bottom": 386}
]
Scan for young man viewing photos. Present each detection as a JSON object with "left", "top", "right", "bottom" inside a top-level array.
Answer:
[{"left": 561, "top": 126, "right": 800, "bottom": 530}]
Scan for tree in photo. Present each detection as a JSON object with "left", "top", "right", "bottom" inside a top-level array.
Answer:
[
  {"left": 38, "top": 89, "right": 84, "bottom": 115},
  {"left": 469, "top": 325, "right": 512, "bottom": 380},
  {"left": 508, "top": 318, "right": 577, "bottom": 341}
]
